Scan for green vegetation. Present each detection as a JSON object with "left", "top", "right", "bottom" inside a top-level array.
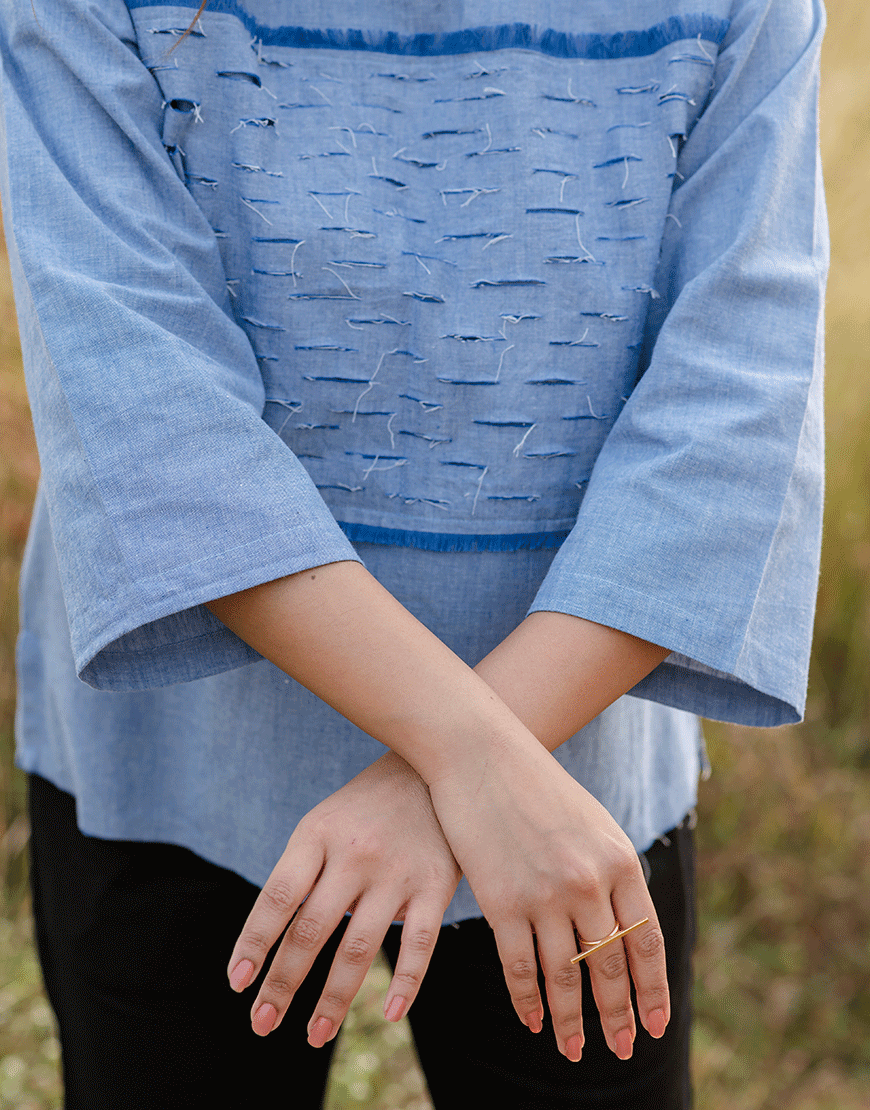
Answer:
[{"left": 2, "top": 4, "right": 869, "bottom": 1105}]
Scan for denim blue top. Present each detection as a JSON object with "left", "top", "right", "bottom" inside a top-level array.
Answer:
[{"left": 3, "top": 0, "right": 826, "bottom": 916}]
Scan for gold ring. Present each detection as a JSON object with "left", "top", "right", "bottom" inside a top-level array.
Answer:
[
  {"left": 570, "top": 917, "right": 649, "bottom": 964},
  {"left": 580, "top": 922, "right": 620, "bottom": 949}
]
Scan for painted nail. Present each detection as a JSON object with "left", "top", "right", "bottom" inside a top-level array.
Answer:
[
  {"left": 525, "top": 1011, "right": 543, "bottom": 1034},
  {"left": 229, "top": 959, "right": 254, "bottom": 992},
  {"left": 565, "top": 1034, "right": 583, "bottom": 1062},
  {"left": 384, "top": 996, "right": 407, "bottom": 1022},
  {"left": 308, "top": 1016, "right": 333, "bottom": 1048},
  {"left": 647, "top": 1009, "right": 667, "bottom": 1039},
  {"left": 615, "top": 1029, "right": 633, "bottom": 1060},
  {"left": 252, "top": 1002, "right": 277, "bottom": 1036}
]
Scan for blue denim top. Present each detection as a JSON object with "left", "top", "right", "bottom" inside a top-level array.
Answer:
[{"left": 2, "top": 0, "right": 826, "bottom": 917}]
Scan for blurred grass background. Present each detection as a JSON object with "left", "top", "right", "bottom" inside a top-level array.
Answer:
[{"left": 1, "top": 3, "right": 869, "bottom": 1106}]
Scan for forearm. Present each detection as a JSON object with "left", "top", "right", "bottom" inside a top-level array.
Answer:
[
  {"left": 207, "top": 565, "right": 668, "bottom": 780},
  {"left": 205, "top": 560, "right": 538, "bottom": 786},
  {"left": 474, "top": 612, "right": 670, "bottom": 751}
]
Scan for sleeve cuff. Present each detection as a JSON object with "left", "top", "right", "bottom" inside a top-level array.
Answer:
[
  {"left": 528, "top": 573, "right": 806, "bottom": 726},
  {"left": 77, "top": 529, "right": 361, "bottom": 691}
]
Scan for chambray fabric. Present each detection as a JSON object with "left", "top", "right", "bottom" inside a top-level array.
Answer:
[{"left": 3, "top": 0, "right": 826, "bottom": 915}]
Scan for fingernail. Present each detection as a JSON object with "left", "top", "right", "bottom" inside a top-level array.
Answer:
[
  {"left": 308, "top": 1016, "right": 333, "bottom": 1048},
  {"left": 525, "top": 1011, "right": 543, "bottom": 1034},
  {"left": 648, "top": 1009, "right": 667, "bottom": 1039},
  {"left": 615, "top": 1029, "right": 634, "bottom": 1060},
  {"left": 252, "top": 1002, "right": 277, "bottom": 1036},
  {"left": 565, "top": 1034, "right": 583, "bottom": 1062},
  {"left": 384, "top": 996, "right": 406, "bottom": 1022},
  {"left": 229, "top": 959, "right": 254, "bottom": 992}
]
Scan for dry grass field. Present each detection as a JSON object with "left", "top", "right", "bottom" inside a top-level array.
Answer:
[{"left": 2, "top": 3, "right": 869, "bottom": 1107}]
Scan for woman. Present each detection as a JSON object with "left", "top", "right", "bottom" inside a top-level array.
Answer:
[{"left": 1, "top": 0, "right": 826, "bottom": 1106}]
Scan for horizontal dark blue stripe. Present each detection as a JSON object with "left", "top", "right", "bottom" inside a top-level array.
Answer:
[
  {"left": 132, "top": 2, "right": 729, "bottom": 59},
  {"left": 338, "top": 521, "right": 570, "bottom": 552}
]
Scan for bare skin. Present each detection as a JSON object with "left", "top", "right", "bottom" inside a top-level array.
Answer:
[{"left": 207, "top": 560, "right": 670, "bottom": 1062}]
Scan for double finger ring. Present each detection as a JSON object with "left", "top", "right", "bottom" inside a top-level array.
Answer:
[{"left": 570, "top": 917, "right": 649, "bottom": 964}]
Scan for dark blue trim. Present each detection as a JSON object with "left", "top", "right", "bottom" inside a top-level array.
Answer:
[
  {"left": 131, "top": 3, "right": 729, "bottom": 59},
  {"left": 338, "top": 521, "right": 569, "bottom": 552}
]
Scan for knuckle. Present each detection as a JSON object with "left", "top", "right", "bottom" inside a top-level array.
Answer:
[
  {"left": 262, "top": 973, "right": 296, "bottom": 1000},
  {"left": 635, "top": 926, "right": 666, "bottom": 961},
  {"left": 343, "top": 833, "right": 381, "bottom": 867},
  {"left": 551, "top": 1005, "right": 583, "bottom": 1030},
  {"left": 402, "top": 927, "right": 437, "bottom": 956},
  {"left": 566, "top": 864, "right": 602, "bottom": 903},
  {"left": 260, "top": 878, "right": 298, "bottom": 917},
  {"left": 512, "top": 989, "right": 542, "bottom": 1013},
  {"left": 238, "top": 927, "right": 272, "bottom": 957},
  {"left": 641, "top": 984, "right": 670, "bottom": 1010},
  {"left": 392, "top": 967, "right": 423, "bottom": 992},
  {"left": 612, "top": 849, "right": 641, "bottom": 885},
  {"left": 536, "top": 879, "right": 562, "bottom": 909},
  {"left": 288, "top": 913, "right": 326, "bottom": 950},
  {"left": 507, "top": 957, "right": 539, "bottom": 984},
  {"left": 551, "top": 964, "right": 583, "bottom": 990},
  {"left": 605, "top": 1001, "right": 634, "bottom": 1026},
  {"left": 341, "top": 933, "right": 375, "bottom": 967},
  {"left": 319, "top": 987, "right": 352, "bottom": 1012},
  {"left": 598, "top": 949, "right": 629, "bottom": 982}
]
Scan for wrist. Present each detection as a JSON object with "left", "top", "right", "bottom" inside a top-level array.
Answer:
[{"left": 385, "top": 673, "right": 543, "bottom": 789}]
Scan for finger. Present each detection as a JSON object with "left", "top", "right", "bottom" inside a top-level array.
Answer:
[
  {"left": 491, "top": 921, "right": 545, "bottom": 1037},
  {"left": 382, "top": 901, "right": 444, "bottom": 1024},
  {"left": 534, "top": 920, "right": 584, "bottom": 1062},
  {"left": 227, "top": 840, "right": 324, "bottom": 995},
  {"left": 305, "top": 900, "right": 396, "bottom": 1048},
  {"left": 249, "top": 877, "right": 354, "bottom": 1036},
  {"left": 577, "top": 910, "right": 636, "bottom": 1061},
  {"left": 612, "top": 893, "right": 670, "bottom": 1042}
]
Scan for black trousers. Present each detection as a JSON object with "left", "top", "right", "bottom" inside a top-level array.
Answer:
[{"left": 28, "top": 774, "right": 696, "bottom": 1109}]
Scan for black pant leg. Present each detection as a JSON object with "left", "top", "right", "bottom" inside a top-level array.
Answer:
[{"left": 28, "top": 774, "right": 342, "bottom": 1110}]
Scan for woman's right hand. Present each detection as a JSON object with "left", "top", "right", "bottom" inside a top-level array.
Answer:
[
  {"left": 427, "top": 738, "right": 669, "bottom": 1063},
  {"left": 225, "top": 749, "right": 461, "bottom": 1046}
]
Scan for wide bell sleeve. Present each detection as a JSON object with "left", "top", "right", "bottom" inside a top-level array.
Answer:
[
  {"left": 529, "top": 0, "right": 829, "bottom": 726},
  {"left": 0, "top": 0, "right": 360, "bottom": 691}
]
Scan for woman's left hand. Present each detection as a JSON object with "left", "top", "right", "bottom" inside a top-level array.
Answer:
[{"left": 226, "top": 750, "right": 461, "bottom": 1045}]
